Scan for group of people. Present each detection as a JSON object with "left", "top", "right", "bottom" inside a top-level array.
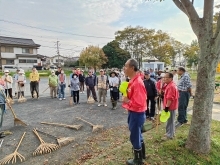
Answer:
[{"left": 0, "top": 60, "right": 193, "bottom": 165}]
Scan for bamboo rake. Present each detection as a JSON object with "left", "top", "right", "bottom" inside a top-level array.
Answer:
[
  {"left": 0, "top": 90, "right": 27, "bottom": 126},
  {"left": 76, "top": 117, "right": 103, "bottom": 132},
  {"left": 32, "top": 129, "right": 59, "bottom": 156},
  {"left": 41, "top": 122, "right": 82, "bottom": 130},
  {"left": 36, "top": 129, "right": 75, "bottom": 146},
  {"left": 0, "top": 132, "right": 26, "bottom": 165}
]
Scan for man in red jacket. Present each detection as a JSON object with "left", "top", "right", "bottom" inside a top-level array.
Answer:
[
  {"left": 162, "top": 72, "right": 179, "bottom": 140},
  {"left": 123, "top": 59, "right": 147, "bottom": 165}
]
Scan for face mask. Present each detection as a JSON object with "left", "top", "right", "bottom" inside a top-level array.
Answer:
[
  {"left": 52, "top": 73, "right": 55, "bottom": 75},
  {"left": 73, "top": 75, "right": 77, "bottom": 78},
  {"left": 5, "top": 73, "right": 8, "bottom": 76},
  {"left": 61, "top": 71, "right": 64, "bottom": 74}
]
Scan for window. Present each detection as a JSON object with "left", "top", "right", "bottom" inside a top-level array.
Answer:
[
  {"left": 1, "top": 46, "right": 14, "bottom": 53},
  {"left": 27, "top": 59, "right": 37, "bottom": 63},
  {"left": 6, "top": 59, "right": 14, "bottom": 64},
  {"left": 19, "top": 59, "right": 37, "bottom": 63},
  {"left": 22, "top": 48, "right": 30, "bottom": 53},
  {"left": 55, "top": 59, "right": 64, "bottom": 62},
  {"left": 19, "top": 59, "right": 26, "bottom": 63}
]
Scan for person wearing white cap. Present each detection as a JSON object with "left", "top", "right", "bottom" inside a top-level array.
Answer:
[
  {"left": 17, "top": 69, "right": 26, "bottom": 98},
  {"left": 1, "top": 70, "right": 13, "bottom": 99}
]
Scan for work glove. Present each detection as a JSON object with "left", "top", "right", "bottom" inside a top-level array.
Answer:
[{"left": 164, "top": 107, "right": 169, "bottom": 112}]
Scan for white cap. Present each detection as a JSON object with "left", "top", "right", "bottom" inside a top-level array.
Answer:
[
  {"left": 160, "top": 73, "right": 166, "bottom": 77},
  {"left": 19, "top": 69, "right": 24, "bottom": 74},
  {"left": 4, "top": 70, "right": 9, "bottom": 73}
]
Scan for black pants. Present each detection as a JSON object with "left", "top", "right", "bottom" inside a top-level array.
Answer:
[
  {"left": 30, "top": 81, "right": 39, "bottom": 97},
  {"left": 5, "top": 88, "right": 12, "bottom": 99},
  {"left": 18, "top": 91, "right": 24, "bottom": 98},
  {"left": 72, "top": 90, "right": 79, "bottom": 103},
  {"left": 146, "top": 96, "right": 156, "bottom": 117},
  {"left": 87, "top": 86, "right": 97, "bottom": 100},
  {"left": 110, "top": 91, "right": 118, "bottom": 102}
]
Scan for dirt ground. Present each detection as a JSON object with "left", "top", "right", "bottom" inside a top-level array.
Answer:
[{"left": 1, "top": 80, "right": 128, "bottom": 165}]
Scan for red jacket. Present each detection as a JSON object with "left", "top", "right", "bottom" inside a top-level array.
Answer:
[
  {"left": 137, "top": 72, "right": 144, "bottom": 80},
  {"left": 156, "top": 80, "right": 167, "bottom": 92},
  {"left": 122, "top": 74, "right": 147, "bottom": 112},
  {"left": 163, "top": 81, "right": 179, "bottom": 111}
]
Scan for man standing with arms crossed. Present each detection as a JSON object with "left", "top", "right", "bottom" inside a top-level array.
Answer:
[
  {"left": 176, "top": 67, "right": 192, "bottom": 128},
  {"left": 123, "top": 59, "right": 147, "bottom": 165}
]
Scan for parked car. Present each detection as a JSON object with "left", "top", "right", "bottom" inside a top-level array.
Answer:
[
  {"left": 2, "top": 66, "right": 18, "bottom": 72},
  {"left": 49, "top": 65, "right": 57, "bottom": 71}
]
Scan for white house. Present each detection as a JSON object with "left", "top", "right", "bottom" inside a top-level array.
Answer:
[
  {"left": 49, "top": 55, "right": 68, "bottom": 66},
  {"left": 142, "top": 57, "right": 164, "bottom": 71},
  {"left": 0, "top": 36, "right": 43, "bottom": 71}
]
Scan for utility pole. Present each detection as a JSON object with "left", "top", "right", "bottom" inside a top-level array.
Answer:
[{"left": 56, "top": 40, "right": 60, "bottom": 67}]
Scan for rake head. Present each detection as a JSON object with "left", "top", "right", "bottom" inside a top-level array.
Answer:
[
  {"left": 0, "top": 151, "right": 25, "bottom": 165},
  {"left": 70, "top": 125, "right": 82, "bottom": 130},
  {"left": 14, "top": 118, "right": 27, "bottom": 126},
  {"left": 92, "top": 125, "right": 104, "bottom": 132},
  {"left": 33, "top": 142, "right": 59, "bottom": 156},
  {"left": 57, "top": 137, "right": 75, "bottom": 146},
  {"left": 18, "top": 97, "right": 27, "bottom": 103}
]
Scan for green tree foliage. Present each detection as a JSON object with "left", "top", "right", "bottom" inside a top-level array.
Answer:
[
  {"left": 183, "top": 40, "right": 200, "bottom": 68},
  {"left": 115, "top": 26, "right": 184, "bottom": 66},
  {"left": 115, "top": 26, "right": 155, "bottom": 67},
  {"left": 102, "top": 40, "right": 131, "bottom": 69},
  {"left": 79, "top": 45, "right": 108, "bottom": 71}
]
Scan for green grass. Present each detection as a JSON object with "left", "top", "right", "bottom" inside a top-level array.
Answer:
[{"left": 66, "top": 117, "right": 220, "bottom": 165}]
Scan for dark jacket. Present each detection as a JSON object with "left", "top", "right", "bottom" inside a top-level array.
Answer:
[
  {"left": 85, "top": 75, "right": 96, "bottom": 87},
  {"left": 55, "top": 71, "right": 61, "bottom": 76},
  {"left": 143, "top": 78, "right": 157, "bottom": 97},
  {"left": 79, "top": 74, "right": 85, "bottom": 82}
]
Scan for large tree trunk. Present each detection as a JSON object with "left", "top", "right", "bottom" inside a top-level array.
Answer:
[{"left": 185, "top": 37, "right": 218, "bottom": 153}]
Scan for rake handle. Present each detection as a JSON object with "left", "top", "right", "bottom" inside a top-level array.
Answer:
[
  {"left": 41, "top": 122, "right": 71, "bottom": 127},
  {"left": 42, "top": 86, "right": 50, "bottom": 93},
  {"left": 35, "top": 129, "right": 58, "bottom": 139},
  {"left": 15, "top": 132, "right": 26, "bottom": 152},
  {"left": 76, "top": 117, "right": 94, "bottom": 126},
  {"left": 0, "top": 90, "right": 17, "bottom": 118},
  {"left": 33, "top": 129, "right": 45, "bottom": 144}
]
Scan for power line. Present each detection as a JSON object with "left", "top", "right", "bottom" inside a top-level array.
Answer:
[{"left": 0, "top": 19, "right": 114, "bottom": 39}]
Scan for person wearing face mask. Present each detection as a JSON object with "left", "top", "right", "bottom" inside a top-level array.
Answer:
[
  {"left": 1, "top": 70, "right": 13, "bottom": 100},
  {"left": 29, "top": 67, "right": 40, "bottom": 99},
  {"left": 17, "top": 69, "right": 26, "bottom": 98},
  {"left": 70, "top": 73, "right": 80, "bottom": 104},
  {"left": 13, "top": 69, "right": 20, "bottom": 98},
  {"left": 48, "top": 70, "right": 58, "bottom": 98},
  {"left": 58, "top": 69, "right": 67, "bottom": 100}
]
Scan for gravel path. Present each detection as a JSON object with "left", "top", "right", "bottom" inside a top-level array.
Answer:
[{"left": 0, "top": 78, "right": 128, "bottom": 165}]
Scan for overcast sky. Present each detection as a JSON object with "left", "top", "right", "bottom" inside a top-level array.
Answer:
[{"left": 0, "top": 0, "right": 219, "bottom": 57}]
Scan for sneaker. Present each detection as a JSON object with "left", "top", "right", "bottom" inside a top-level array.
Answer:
[
  {"left": 98, "top": 104, "right": 102, "bottom": 107},
  {"left": 82, "top": 91, "right": 84, "bottom": 93},
  {"left": 80, "top": 92, "right": 82, "bottom": 94},
  {"left": 104, "top": 104, "right": 107, "bottom": 107},
  {"left": 150, "top": 117, "right": 155, "bottom": 121},
  {"left": 63, "top": 98, "right": 66, "bottom": 100},
  {"left": 175, "top": 122, "right": 183, "bottom": 128},
  {"left": 59, "top": 98, "right": 62, "bottom": 101}
]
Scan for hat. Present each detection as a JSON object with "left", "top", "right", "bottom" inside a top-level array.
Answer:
[
  {"left": 144, "top": 71, "right": 150, "bottom": 75},
  {"left": 99, "top": 69, "right": 104, "bottom": 72},
  {"left": 4, "top": 70, "right": 9, "bottom": 73},
  {"left": 19, "top": 70, "right": 24, "bottom": 74},
  {"left": 160, "top": 73, "right": 166, "bottom": 77},
  {"left": 109, "top": 71, "right": 117, "bottom": 76}
]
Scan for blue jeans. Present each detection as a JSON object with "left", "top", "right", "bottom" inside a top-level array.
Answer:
[
  {"left": 177, "top": 91, "right": 190, "bottom": 123},
  {"left": 128, "top": 111, "right": 146, "bottom": 149},
  {"left": 59, "top": 84, "right": 66, "bottom": 99}
]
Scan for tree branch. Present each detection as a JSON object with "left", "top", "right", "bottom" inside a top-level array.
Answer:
[
  {"left": 172, "top": 0, "right": 188, "bottom": 16},
  {"left": 181, "top": 0, "right": 200, "bottom": 21},
  {"left": 214, "top": 13, "right": 220, "bottom": 39}
]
